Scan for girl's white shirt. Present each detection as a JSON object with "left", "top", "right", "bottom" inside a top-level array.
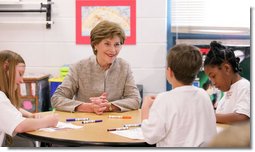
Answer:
[
  {"left": 216, "top": 78, "right": 250, "bottom": 117},
  {"left": 0, "top": 91, "right": 25, "bottom": 146}
]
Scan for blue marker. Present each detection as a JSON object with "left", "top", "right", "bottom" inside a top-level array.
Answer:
[{"left": 66, "top": 118, "right": 89, "bottom": 122}]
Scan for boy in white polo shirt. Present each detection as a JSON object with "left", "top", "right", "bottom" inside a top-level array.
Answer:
[{"left": 141, "top": 44, "right": 217, "bottom": 147}]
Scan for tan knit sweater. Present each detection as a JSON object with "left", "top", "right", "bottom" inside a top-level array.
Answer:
[{"left": 51, "top": 56, "right": 141, "bottom": 112}]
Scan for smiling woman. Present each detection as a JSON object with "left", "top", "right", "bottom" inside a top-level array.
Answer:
[
  {"left": 90, "top": 21, "right": 125, "bottom": 70},
  {"left": 51, "top": 20, "right": 141, "bottom": 115},
  {"left": 94, "top": 36, "right": 122, "bottom": 70}
]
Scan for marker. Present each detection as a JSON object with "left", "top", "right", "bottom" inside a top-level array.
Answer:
[
  {"left": 66, "top": 118, "right": 89, "bottom": 122},
  {"left": 108, "top": 115, "right": 132, "bottom": 119},
  {"left": 81, "top": 119, "right": 103, "bottom": 124},
  {"left": 107, "top": 127, "right": 129, "bottom": 131},
  {"left": 123, "top": 123, "right": 141, "bottom": 127}
]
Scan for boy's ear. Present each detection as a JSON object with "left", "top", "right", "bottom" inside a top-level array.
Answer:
[{"left": 167, "top": 67, "right": 173, "bottom": 77}]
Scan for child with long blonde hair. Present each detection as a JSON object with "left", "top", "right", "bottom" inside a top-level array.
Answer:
[{"left": 0, "top": 50, "right": 58, "bottom": 146}]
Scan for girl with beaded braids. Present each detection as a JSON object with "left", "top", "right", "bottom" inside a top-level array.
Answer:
[{"left": 204, "top": 41, "right": 250, "bottom": 124}]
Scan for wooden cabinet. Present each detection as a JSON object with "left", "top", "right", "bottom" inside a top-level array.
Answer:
[{"left": 19, "top": 74, "right": 51, "bottom": 113}]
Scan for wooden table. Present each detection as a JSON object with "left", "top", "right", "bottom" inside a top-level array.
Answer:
[
  {"left": 18, "top": 110, "right": 151, "bottom": 147},
  {"left": 216, "top": 123, "right": 230, "bottom": 130},
  {"left": 18, "top": 110, "right": 229, "bottom": 147}
]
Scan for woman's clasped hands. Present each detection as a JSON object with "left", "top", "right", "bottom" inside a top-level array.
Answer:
[{"left": 89, "top": 92, "right": 109, "bottom": 115}]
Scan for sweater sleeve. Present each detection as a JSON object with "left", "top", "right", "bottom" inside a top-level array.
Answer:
[
  {"left": 51, "top": 63, "right": 84, "bottom": 112},
  {"left": 111, "top": 64, "right": 141, "bottom": 111}
]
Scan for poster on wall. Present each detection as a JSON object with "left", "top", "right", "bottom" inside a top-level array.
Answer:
[
  {"left": 76, "top": 0, "right": 136, "bottom": 44},
  {"left": 21, "top": 98, "right": 37, "bottom": 113}
]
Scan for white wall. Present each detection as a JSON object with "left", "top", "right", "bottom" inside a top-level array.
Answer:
[{"left": 0, "top": 0, "right": 167, "bottom": 95}]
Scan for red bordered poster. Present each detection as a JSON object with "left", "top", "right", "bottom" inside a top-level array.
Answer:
[{"left": 76, "top": 0, "right": 136, "bottom": 44}]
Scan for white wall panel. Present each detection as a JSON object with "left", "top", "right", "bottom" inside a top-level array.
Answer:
[
  {"left": 137, "top": 0, "right": 166, "bottom": 18},
  {"left": 119, "top": 44, "right": 166, "bottom": 68},
  {"left": 0, "top": 0, "right": 167, "bottom": 95},
  {"left": 0, "top": 24, "right": 45, "bottom": 42},
  {"left": 137, "top": 18, "right": 166, "bottom": 43},
  {"left": 52, "top": 0, "right": 75, "bottom": 18},
  {"left": 133, "top": 68, "right": 166, "bottom": 94},
  {"left": 43, "top": 18, "right": 75, "bottom": 42},
  {"left": 0, "top": 42, "right": 93, "bottom": 66}
]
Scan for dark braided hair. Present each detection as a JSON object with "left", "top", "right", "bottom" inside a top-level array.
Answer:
[{"left": 204, "top": 41, "right": 242, "bottom": 73}]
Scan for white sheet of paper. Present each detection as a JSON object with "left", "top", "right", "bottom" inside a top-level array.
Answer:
[
  {"left": 110, "top": 127, "right": 144, "bottom": 140},
  {"left": 39, "top": 121, "right": 83, "bottom": 132},
  {"left": 216, "top": 126, "right": 224, "bottom": 133}
]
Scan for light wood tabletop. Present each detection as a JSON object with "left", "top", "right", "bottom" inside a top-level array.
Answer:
[
  {"left": 216, "top": 123, "right": 230, "bottom": 130},
  {"left": 18, "top": 110, "right": 229, "bottom": 147},
  {"left": 18, "top": 110, "right": 151, "bottom": 146}
]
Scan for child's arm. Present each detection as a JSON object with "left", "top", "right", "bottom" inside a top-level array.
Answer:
[
  {"left": 19, "top": 108, "right": 42, "bottom": 118},
  {"left": 141, "top": 95, "right": 166, "bottom": 145},
  {"left": 141, "top": 96, "right": 156, "bottom": 120},
  {"left": 216, "top": 113, "right": 249, "bottom": 124},
  {"left": 19, "top": 108, "right": 34, "bottom": 118},
  {"left": 14, "top": 114, "right": 59, "bottom": 133}
]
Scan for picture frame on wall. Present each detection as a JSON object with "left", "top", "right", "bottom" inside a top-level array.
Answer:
[
  {"left": 76, "top": 0, "right": 136, "bottom": 44},
  {"left": 20, "top": 97, "right": 38, "bottom": 113}
]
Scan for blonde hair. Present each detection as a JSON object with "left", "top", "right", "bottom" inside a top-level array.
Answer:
[
  {"left": 90, "top": 20, "right": 126, "bottom": 55},
  {"left": 0, "top": 50, "right": 25, "bottom": 108}
]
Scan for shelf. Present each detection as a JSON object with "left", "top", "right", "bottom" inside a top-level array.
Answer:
[
  {"left": 19, "top": 74, "right": 51, "bottom": 112},
  {"left": 0, "top": 0, "right": 53, "bottom": 29},
  {"left": 0, "top": 1, "right": 54, "bottom": 5}
]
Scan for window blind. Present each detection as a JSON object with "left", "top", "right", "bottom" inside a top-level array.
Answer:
[{"left": 171, "top": 0, "right": 250, "bottom": 28}]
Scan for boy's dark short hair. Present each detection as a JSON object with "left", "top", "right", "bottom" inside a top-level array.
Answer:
[{"left": 167, "top": 44, "right": 202, "bottom": 85}]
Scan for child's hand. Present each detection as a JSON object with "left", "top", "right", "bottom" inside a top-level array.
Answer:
[
  {"left": 141, "top": 95, "right": 156, "bottom": 120},
  {"left": 142, "top": 96, "right": 156, "bottom": 109},
  {"left": 32, "top": 113, "right": 42, "bottom": 119},
  {"left": 42, "top": 114, "right": 59, "bottom": 127}
]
